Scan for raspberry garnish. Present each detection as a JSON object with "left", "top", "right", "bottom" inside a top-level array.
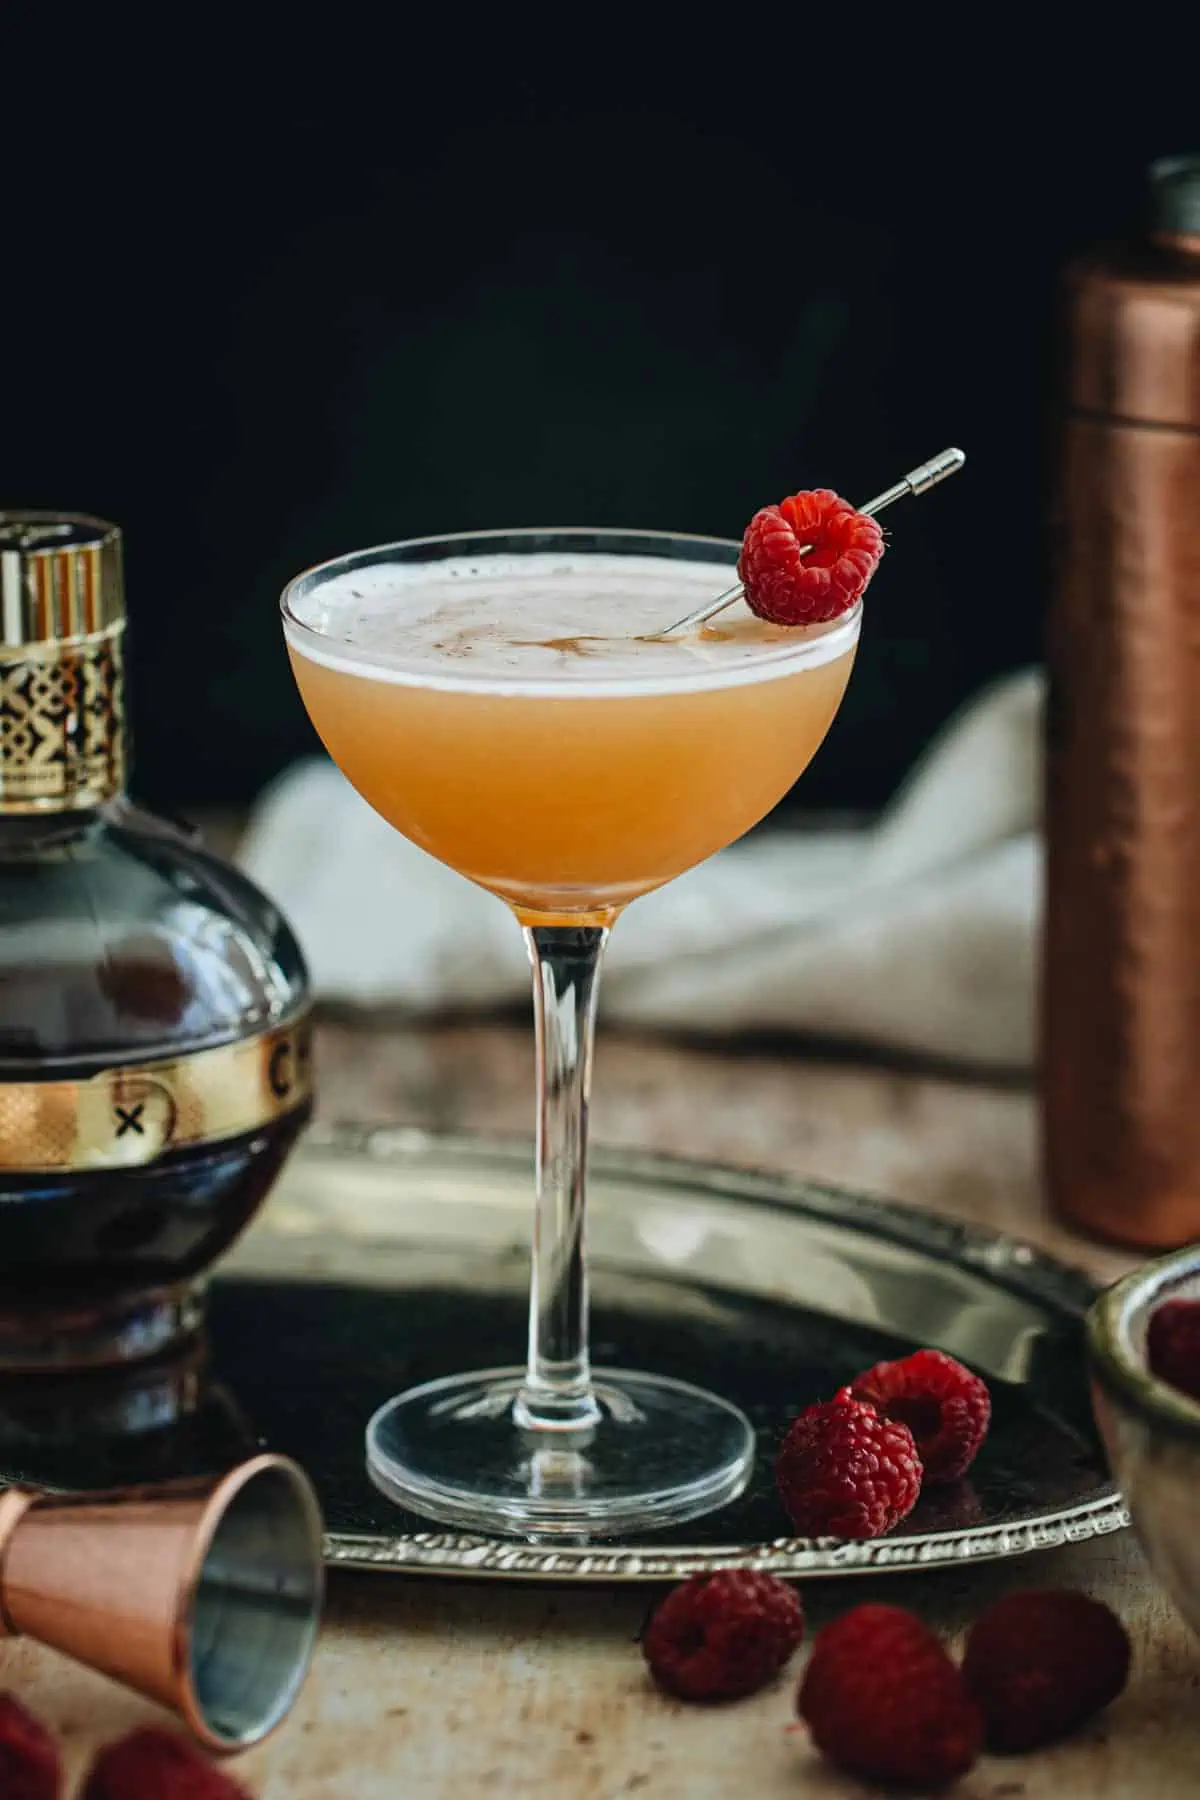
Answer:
[
  {"left": 850, "top": 1348, "right": 991, "bottom": 1484},
  {"left": 641, "top": 1568, "right": 805, "bottom": 1701},
  {"left": 738, "top": 488, "right": 883, "bottom": 626},
  {"left": 962, "top": 1589, "right": 1131, "bottom": 1753},
  {"left": 82, "top": 1728, "right": 251, "bottom": 1800},
  {"left": 798, "top": 1603, "right": 982, "bottom": 1788},
  {"left": 775, "top": 1388, "right": 922, "bottom": 1539},
  {"left": 0, "top": 1695, "right": 61, "bottom": 1800},
  {"left": 1146, "top": 1296, "right": 1200, "bottom": 1403}
]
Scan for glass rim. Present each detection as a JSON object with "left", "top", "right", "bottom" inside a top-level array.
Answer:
[{"left": 280, "top": 525, "right": 863, "bottom": 698}]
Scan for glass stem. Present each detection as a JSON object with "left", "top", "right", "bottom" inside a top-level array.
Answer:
[{"left": 515, "top": 924, "right": 608, "bottom": 1435}]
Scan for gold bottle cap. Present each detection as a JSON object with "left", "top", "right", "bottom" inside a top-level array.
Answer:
[
  {"left": 0, "top": 512, "right": 127, "bottom": 813},
  {"left": 0, "top": 512, "right": 124, "bottom": 647}
]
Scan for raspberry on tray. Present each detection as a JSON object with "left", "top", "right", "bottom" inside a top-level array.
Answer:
[
  {"left": 850, "top": 1347, "right": 992, "bottom": 1484},
  {"left": 738, "top": 488, "right": 884, "bottom": 626},
  {"left": 774, "top": 1388, "right": 922, "bottom": 1539}
]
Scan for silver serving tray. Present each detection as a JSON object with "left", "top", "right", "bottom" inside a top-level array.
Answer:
[{"left": 210, "top": 1124, "right": 1127, "bottom": 1582}]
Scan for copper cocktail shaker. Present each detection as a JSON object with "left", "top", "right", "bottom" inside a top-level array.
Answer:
[{"left": 1044, "top": 154, "right": 1200, "bottom": 1248}]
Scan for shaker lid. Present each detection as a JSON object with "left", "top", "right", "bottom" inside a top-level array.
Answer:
[
  {"left": 1065, "top": 159, "right": 1200, "bottom": 428},
  {"left": 0, "top": 512, "right": 124, "bottom": 650},
  {"left": 1149, "top": 154, "right": 1200, "bottom": 248}
]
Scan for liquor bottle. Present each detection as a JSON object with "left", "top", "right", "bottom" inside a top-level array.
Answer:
[
  {"left": 0, "top": 512, "right": 312, "bottom": 1364},
  {"left": 1043, "top": 155, "right": 1200, "bottom": 1248}
]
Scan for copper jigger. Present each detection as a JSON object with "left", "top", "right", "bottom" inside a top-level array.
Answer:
[{"left": 0, "top": 1453, "right": 323, "bottom": 1754}]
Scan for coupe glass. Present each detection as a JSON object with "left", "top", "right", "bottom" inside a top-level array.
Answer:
[{"left": 281, "top": 529, "right": 860, "bottom": 1536}]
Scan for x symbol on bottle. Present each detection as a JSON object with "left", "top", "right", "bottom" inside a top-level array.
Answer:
[{"left": 114, "top": 1102, "right": 146, "bottom": 1138}]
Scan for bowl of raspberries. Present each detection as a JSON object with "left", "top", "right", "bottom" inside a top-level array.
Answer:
[{"left": 1089, "top": 1246, "right": 1200, "bottom": 1641}]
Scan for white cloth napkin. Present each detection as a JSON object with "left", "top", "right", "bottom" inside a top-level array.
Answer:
[{"left": 239, "top": 669, "right": 1043, "bottom": 1073}]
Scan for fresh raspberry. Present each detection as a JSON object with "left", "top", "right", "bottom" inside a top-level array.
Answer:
[
  {"left": 738, "top": 488, "right": 883, "bottom": 626},
  {"left": 798, "top": 1604, "right": 982, "bottom": 1788},
  {"left": 641, "top": 1569, "right": 805, "bottom": 1701},
  {"left": 850, "top": 1348, "right": 991, "bottom": 1484},
  {"left": 82, "top": 1729, "right": 250, "bottom": 1800},
  {"left": 775, "top": 1388, "right": 922, "bottom": 1539},
  {"left": 1146, "top": 1296, "right": 1200, "bottom": 1403},
  {"left": 962, "top": 1590, "right": 1131, "bottom": 1753},
  {"left": 0, "top": 1695, "right": 61, "bottom": 1800}
]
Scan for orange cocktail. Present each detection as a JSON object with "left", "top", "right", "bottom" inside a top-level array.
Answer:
[
  {"left": 282, "top": 527, "right": 861, "bottom": 1539},
  {"left": 286, "top": 544, "right": 857, "bottom": 923}
]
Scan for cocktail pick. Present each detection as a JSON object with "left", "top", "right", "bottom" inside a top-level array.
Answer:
[
  {"left": 661, "top": 447, "right": 966, "bottom": 635},
  {"left": 0, "top": 1453, "right": 323, "bottom": 1755}
]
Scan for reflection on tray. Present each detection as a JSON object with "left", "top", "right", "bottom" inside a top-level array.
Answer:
[{"left": 0, "top": 1338, "right": 258, "bottom": 1496}]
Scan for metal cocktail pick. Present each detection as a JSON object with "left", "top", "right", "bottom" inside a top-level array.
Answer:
[{"left": 662, "top": 446, "right": 966, "bottom": 635}]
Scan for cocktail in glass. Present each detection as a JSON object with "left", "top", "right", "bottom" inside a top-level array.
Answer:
[{"left": 282, "top": 529, "right": 860, "bottom": 1535}]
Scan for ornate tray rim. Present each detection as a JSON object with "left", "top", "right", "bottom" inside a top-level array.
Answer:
[{"left": 265, "top": 1123, "right": 1130, "bottom": 1582}]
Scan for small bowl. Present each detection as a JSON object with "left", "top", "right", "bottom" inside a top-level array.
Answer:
[{"left": 1088, "top": 1244, "right": 1200, "bottom": 1638}]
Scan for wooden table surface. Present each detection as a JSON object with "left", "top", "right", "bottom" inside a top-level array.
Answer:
[{"left": 8, "top": 1020, "right": 1197, "bottom": 1797}]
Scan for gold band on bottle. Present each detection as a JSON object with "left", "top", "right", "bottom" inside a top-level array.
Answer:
[
  {"left": 0, "top": 1014, "right": 313, "bottom": 1174},
  {"left": 0, "top": 625, "right": 126, "bottom": 813}
]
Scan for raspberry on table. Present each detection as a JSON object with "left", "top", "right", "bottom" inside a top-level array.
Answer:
[
  {"left": 0, "top": 1694, "right": 61, "bottom": 1800},
  {"left": 798, "top": 1603, "right": 982, "bottom": 1788},
  {"left": 962, "top": 1589, "right": 1131, "bottom": 1753},
  {"left": 850, "top": 1348, "right": 991, "bottom": 1484},
  {"left": 775, "top": 1388, "right": 922, "bottom": 1539},
  {"left": 1146, "top": 1296, "right": 1200, "bottom": 1404},
  {"left": 738, "top": 488, "right": 884, "bottom": 626},
  {"left": 82, "top": 1729, "right": 251, "bottom": 1800},
  {"left": 641, "top": 1568, "right": 805, "bottom": 1702}
]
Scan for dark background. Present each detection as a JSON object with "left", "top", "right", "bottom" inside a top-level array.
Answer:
[{"left": 4, "top": 24, "right": 1197, "bottom": 817}]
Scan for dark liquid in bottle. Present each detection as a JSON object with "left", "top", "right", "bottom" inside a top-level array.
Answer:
[
  {"left": 0, "top": 808, "right": 311, "bottom": 1364},
  {"left": 0, "top": 1108, "right": 310, "bottom": 1304}
]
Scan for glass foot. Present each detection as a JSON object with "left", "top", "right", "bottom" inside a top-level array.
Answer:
[{"left": 366, "top": 1366, "right": 755, "bottom": 1537}]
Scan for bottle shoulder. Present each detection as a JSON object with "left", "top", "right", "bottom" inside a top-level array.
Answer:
[{"left": 0, "top": 801, "right": 309, "bottom": 1071}]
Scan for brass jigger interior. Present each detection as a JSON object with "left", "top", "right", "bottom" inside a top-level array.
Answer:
[{"left": 0, "top": 1453, "right": 323, "bottom": 1755}]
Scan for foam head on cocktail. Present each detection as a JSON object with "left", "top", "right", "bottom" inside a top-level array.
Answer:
[{"left": 281, "top": 469, "right": 954, "bottom": 1539}]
